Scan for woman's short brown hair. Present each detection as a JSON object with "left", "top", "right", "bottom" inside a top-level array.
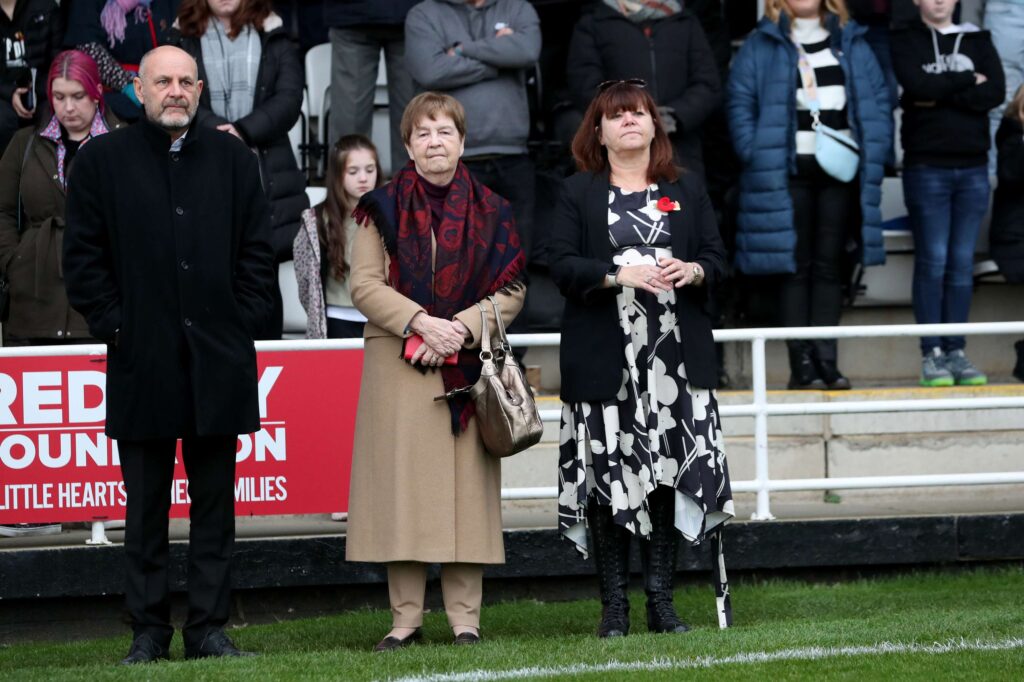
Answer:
[
  {"left": 571, "top": 81, "right": 679, "bottom": 183},
  {"left": 400, "top": 92, "right": 467, "bottom": 145},
  {"left": 177, "top": 0, "right": 273, "bottom": 39},
  {"left": 764, "top": 0, "right": 849, "bottom": 26}
]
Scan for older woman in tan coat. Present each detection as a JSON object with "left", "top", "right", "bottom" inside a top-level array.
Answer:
[{"left": 346, "top": 92, "right": 526, "bottom": 651}]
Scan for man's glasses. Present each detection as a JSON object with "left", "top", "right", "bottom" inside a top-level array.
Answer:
[{"left": 597, "top": 78, "right": 647, "bottom": 92}]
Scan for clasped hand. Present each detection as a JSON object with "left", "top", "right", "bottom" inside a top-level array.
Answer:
[
  {"left": 408, "top": 313, "right": 468, "bottom": 367},
  {"left": 616, "top": 258, "right": 700, "bottom": 294}
]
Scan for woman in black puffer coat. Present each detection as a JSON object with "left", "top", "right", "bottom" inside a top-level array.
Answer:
[{"left": 171, "top": 0, "right": 308, "bottom": 339}]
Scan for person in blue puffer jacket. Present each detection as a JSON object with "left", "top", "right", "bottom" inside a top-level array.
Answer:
[{"left": 727, "top": 0, "right": 891, "bottom": 390}]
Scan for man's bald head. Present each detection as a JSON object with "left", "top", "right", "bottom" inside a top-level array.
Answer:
[
  {"left": 138, "top": 45, "right": 199, "bottom": 81},
  {"left": 134, "top": 46, "right": 204, "bottom": 139}
]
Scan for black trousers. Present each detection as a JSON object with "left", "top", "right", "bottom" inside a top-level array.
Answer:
[
  {"left": 780, "top": 157, "right": 857, "bottom": 362},
  {"left": 463, "top": 154, "right": 536, "bottom": 261},
  {"left": 119, "top": 435, "right": 237, "bottom": 648}
]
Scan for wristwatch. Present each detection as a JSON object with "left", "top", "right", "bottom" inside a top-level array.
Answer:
[
  {"left": 605, "top": 264, "right": 622, "bottom": 288},
  {"left": 691, "top": 263, "right": 704, "bottom": 285}
]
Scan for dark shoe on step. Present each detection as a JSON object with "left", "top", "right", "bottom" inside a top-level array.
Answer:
[
  {"left": 120, "top": 634, "right": 169, "bottom": 665},
  {"left": 373, "top": 628, "right": 422, "bottom": 652},
  {"left": 787, "top": 347, "right": 826, "bottom": 390},
  {"left": 184, "top": 628, "right": 256, "bottom": 659},
  {"left": 453, "top": 630, "right": 482, "bottom": 645},
  {"left": 1013, "top": 340, "right": 1024, "bottom": 382},
  {"left": 815, "top": 360, "right": 851, "bottom": 390}
]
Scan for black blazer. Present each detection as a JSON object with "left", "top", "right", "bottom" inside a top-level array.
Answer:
[
  {"left": 64, "top": 120, "right": 276, "bottom": 440},
  {"left": 549, "top": 170, "right": 726, "bottom": 402}
]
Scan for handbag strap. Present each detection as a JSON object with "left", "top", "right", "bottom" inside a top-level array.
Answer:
[
  {"left": 16, "top": 134, "right": 35, "bottom": 236},
  {"left": 793, "top": 42, "right": 823, "bottom": 120},
  {"left": 486, "top": 296, "right": 513, "bottom": 357},
  {"left": 476, "top": 300, "right": 493, "bottom": 359}
]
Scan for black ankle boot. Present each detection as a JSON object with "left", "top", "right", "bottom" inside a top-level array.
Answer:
[
  {"left": 640, "top": 488, "right": 690, "bottom": 634},
  {"left": 1014, "top": 339, "right": 1024, "bottom": 383},
  {"left": 787, "top": 343, "right": 826, "bottom": 390},
  {"left": 815, "top": 359, "right": 851, "bottom": 390},
  {"left": 811, "top": 340, "right": 850, "bottom": 390},
  {"left": 587, "top": 503, "right": 631, "bottom": 637}
]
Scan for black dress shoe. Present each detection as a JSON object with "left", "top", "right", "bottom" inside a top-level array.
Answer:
[
  {"left": 373, "top": 628, "right": 422, "bottom": 652},
  {"left": 787, "top": 346, "right": 826, "bottom": 390},
  {"left": 815, "top": 359, "right": 851, "bottom": 390},
  {"left": 184, "top": 629, "right": 256, "bottom": 659},
  {"left": 453, "top": 630, "right": 482, "bottom": 645},
  {"left": 120, "top": 634, "right": 170, "bottom": 665}
]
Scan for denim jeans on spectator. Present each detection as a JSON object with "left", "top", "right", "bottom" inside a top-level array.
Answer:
[
  {"left": 903, "top": 164, "right": 990, "bottom": 354},
  {"left": 985, "top": 1, "right": 1024, "bottom": 173},
  {"left": 329, "top": 25, "right": 414, "bottom": 176}
]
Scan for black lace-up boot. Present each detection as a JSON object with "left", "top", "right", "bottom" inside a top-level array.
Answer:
[
  {"left": 640, "top": 488, "right": 690, "bottom": 634},
  {"left": 587, "top": 502, "right": 632, "bottom": 637}
]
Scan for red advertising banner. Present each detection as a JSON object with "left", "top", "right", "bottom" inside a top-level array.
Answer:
[{"left": 0, "top": 350, "right": 361, "bottom": 523}]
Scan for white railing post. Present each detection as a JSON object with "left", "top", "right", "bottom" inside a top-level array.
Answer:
[
  {"left": 85, "top": 521, "right": 111, "bottom": 546},
  {"left": 750, "top": 335, "right": 775, "bottom": 520}
]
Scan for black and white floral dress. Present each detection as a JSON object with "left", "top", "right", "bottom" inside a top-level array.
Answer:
[{"left": 558, "top": 183, "right": 735, "bottom": 626}]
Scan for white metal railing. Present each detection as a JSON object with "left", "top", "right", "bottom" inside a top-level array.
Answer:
[
  {"left": 3, "top": 321, "right": 1023, "bottom": 542},
  {"left": 494, "top": 321, "right": 1024, "bottom": 520}
]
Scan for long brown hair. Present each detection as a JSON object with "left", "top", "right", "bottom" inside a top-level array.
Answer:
[
  {"left": 1005, "top": 84, "right": 1024, "bottom": 123},
  {"left": 318, "top": 135, "right": 382, "bottom": 282},
  {"left": 571, "top": 82, "right": 679, "bottom": 183},
  {"left": 764, "top": 0, "right": 850, "bottom": 26},
  {"left": 177, "top": 0, "right": 273, "bottom": 39}
]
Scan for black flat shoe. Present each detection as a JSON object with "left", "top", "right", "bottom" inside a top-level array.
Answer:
[
  {"left": 184, "top": 629, "right": 256, "bottom": 659},
  {"left": 788, "top": 345, "right": 826, "bottom": 390},
  {"left": 373, "top": 628, "right": 422, "bottom": 652},
  {"left": 815, "top": 359, "right": 851, "bottom": 390},
  {"left": 120, "top": 634, "right": 170, "bottom": 665},
  {"left": 453, "top": 631, "right": 482, "bottom": 645}
]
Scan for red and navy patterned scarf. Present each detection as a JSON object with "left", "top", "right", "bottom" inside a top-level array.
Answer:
[{"left": 353, "top": 161, "right": 526, "bottom": 434}]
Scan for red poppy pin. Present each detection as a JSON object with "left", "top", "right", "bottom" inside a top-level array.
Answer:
[{"left": 655, "top": 196, "right": 681, "bottom": 213}]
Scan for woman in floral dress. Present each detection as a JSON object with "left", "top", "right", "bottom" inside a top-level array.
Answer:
[{"left": 549, "top": 80, "right": 733, "bottom": 637}]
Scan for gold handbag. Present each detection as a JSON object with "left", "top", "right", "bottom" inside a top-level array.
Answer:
[{"left": 469, "top": 296, "right": 544, "bottom": 457}]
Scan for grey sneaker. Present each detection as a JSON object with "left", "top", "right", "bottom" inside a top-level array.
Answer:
[
  {"left": 920, "top": 348, "right": 954, "bottom": 387},
  {"left": 945, "top": 349, "right": 987, "bottom": 386}
]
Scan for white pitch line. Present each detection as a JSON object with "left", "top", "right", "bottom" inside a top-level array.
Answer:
[{"left": 382, "top": 637, "right": 1024, "bottom": 682}]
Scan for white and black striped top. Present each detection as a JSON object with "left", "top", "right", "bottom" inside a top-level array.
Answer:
[{"left": 794, "top": 29, "right": 850, "bottom": 157}]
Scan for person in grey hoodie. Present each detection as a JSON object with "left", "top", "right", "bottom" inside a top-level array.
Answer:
[{"left": 404, "top": 0, "right": 541, "bottom": 260}]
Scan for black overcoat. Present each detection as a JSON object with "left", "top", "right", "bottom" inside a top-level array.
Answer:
[
  {"left": 63, "top": 120, "right": 276, "bottom": 440},
  {"left": 549, "top": 170, "right": 726, "bottom": 402}
]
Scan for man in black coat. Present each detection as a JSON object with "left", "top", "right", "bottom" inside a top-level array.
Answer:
[{"left": 63, "top": 45, "right": 275, "bottom": 665}]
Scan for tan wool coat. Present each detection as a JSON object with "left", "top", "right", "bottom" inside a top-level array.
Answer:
[{"left": 344, "top": 222, "right": 526, "bottom": 564}]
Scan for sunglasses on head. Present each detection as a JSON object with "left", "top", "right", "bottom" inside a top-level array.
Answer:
[{"left": 597, "top": 78, "right": 647, "bottom": 92}]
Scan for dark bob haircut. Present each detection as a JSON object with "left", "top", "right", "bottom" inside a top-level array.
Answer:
[{"left": 571, "top": 81, "right": 679, "bottom": 183}]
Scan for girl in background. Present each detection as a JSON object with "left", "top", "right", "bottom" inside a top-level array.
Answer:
[{"left": 294, "top": 135, "right": 382, "bottom": 339}]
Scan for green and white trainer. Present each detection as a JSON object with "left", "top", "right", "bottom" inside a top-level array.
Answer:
[
  {"left": 920, "top": 348, "right": 954, "bottom": 387},
  {"left": 945, "top": 349, "right": 987, "bottom": 386}
]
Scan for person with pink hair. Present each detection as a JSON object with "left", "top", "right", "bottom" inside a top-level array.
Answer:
[
  {"left": 0, "top": 49, "right": 123, "bottom": 538},
  {"left": 63, "top": 1, "right": 181, "bottom": 122}
]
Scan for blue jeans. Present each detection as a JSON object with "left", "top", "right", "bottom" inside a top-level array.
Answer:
[{"left": 903, "top": 165, "right": 990, "bottom": 354}]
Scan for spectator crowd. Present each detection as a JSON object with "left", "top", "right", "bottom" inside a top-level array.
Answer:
[{"left": 1, "top": 1, "right": 1023, "bottom": 523}]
